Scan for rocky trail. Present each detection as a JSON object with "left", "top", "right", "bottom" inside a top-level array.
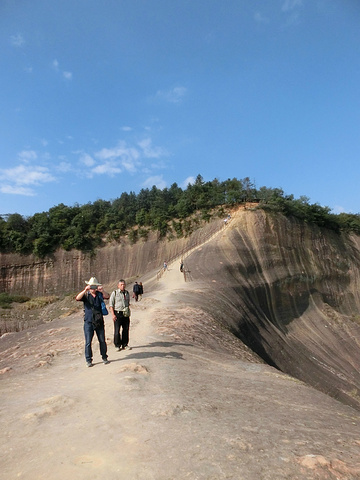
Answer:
[{"left": 1, "top": 256, "right": 360, "bottom": 479}]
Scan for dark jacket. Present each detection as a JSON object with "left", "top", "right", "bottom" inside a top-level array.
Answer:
[{"left": 81, "top": 292, "right": 102, "bottom": 323}]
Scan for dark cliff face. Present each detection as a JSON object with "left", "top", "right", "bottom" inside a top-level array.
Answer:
[
  {"left": 185, "top": 210, "right": 360, "bottom": 410},
  {"left": 1, "top": 209, "right": 360, "bottom": 409}
]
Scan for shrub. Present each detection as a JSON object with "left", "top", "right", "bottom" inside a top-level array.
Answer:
[
  {"left": 21, "top": 296, "right": 59, "bottom": 310},
  {"left": 0, "top": 293, "right": 31, "bottom": 309},
  {"left": 138, "top": 227, "right": 149, "bottom": 241},
  {"left": 128, "top": 229, "right": 138, "bottom": 244}
]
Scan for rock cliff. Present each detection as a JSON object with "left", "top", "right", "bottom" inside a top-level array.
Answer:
[
  {"left": 0, "top": 218, "right": 224, "bottom": 295},
  {"left": 184, "top": 209, "right": 360, "bottom": 409},
  {"left": 1, "top": 208, "right": 360, "bottom": 409}
]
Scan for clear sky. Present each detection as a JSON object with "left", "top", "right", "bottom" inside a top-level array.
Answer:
[{"left": 1, "top": 0, "right": 359, "bottom": 217}]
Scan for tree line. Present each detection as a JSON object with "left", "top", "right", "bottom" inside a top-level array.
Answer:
[{"left": 1, "top": 175, "right": 360, "bottom": 257}]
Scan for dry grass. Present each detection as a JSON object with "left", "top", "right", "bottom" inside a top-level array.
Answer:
[
  {"left": 350, "top": 315, "right": 360, "bottom": 325},
  {"left": 0, "top": 294, "right": 80, "bottom": 336},
  {"left": 18, "top": 295, "right": 59, "bottom": 310}
]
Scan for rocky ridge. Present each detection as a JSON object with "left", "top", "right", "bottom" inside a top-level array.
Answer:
[{"left": 1, "top": 253, "right": 360, "bottom": 479}]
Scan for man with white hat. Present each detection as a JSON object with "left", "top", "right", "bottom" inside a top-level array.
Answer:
[{"left": 75, "top": 276, "right": 110, "bottom": 367}]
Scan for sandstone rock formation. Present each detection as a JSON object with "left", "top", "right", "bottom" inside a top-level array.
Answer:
[
  {"left": 0, "top": 217, "right": 224, "bottom": 295},
  {"left": 1, "top": 208, "right": 360, "bottom": 411},
  {"left": 184, "top": 210, "right": 360, "bottom": 410},
  {"left": 1, "top": 247, "right": 360, "bottom": 479}
]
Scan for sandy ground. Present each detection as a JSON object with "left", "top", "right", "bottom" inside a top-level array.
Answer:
[{"left": 1, "top": 260, "right": 360, "bottom": 480}]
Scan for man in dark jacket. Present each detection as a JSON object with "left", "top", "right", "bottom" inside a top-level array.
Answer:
[
  {"left": 132, "top": 281, "right": 140, "bottom": 302},
  {"left": 75, "top": 276, "right": 110, "bottom": 367},
  {"left": 138, "top": 282, "right": 144, "bottom": 301}
]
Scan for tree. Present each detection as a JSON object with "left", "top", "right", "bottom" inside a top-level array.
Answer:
[
  {"left": 2, "top": 176, "right": 360, "bottom": 256},
  {"left": 5, "top": 214, "right": 30, "bottom": 253}
]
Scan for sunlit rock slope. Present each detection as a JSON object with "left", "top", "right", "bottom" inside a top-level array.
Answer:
[{"left": 183, "top": 209, "right": 360, "bottom": 410}]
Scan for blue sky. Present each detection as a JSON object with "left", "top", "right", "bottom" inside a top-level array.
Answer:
[{"left": 1, "top": 0, "right": 359, "bottom": 217}]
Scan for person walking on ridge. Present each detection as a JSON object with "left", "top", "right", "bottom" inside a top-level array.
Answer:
[
  {"left": 75, "top": 276, "right": 110, "bottom": 367},
  {"left": 133, "top": 281, "right": 140, "bottom": 302},
  {"left": 138, "top": 282, "right": 144, "bottom": 301},
  {"left": 109, "top": 279, "right": 131, "bottom": 351}
]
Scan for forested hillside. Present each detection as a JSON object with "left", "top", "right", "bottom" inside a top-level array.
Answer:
[{"left": 1, "top": 175, "right": 360, "bottom": 257}]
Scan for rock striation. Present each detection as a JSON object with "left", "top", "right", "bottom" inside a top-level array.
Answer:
[
  {"left": 1, "top": 208, "right": 360, "bottom": 410},
  {"left": 185, "top": 209, "right": 360, "bottom": 410},
  {"left": 0, "top": 219, "right": 223, "bottom": 295}
]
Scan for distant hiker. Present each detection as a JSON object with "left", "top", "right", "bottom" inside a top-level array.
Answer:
[
  {"left": 75, "top": 276, "right": 110, "bottom": 367},
  {"left": 163, "top": 261, "right": 168, "bottom": 271},
  {"left": 133, "top": 281, "right": 140, "bottom": 302},
  {"left": 138, "top": 282, "right": 144, "bottom": 301},
  {"left": 180, "top": 260, "right": 184, "bottom": 273},
  {"left": 109, "top": 279, "right": 131, "bottom": 351}
]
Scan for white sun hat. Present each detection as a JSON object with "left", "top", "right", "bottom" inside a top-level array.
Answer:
[{"left": 85, "top": 276, "right": 102, "bottom": 286}]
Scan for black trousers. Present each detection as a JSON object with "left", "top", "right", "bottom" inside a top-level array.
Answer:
[{"left": 113, "top": 311, "right": 130, "bottom": 348}]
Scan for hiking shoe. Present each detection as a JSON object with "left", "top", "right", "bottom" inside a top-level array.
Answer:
[
  {"left": 122, "top": 345, "right": 128, "bottom": 350},
  {"left": 103, "top": 359, "right": 110, "bottom": 365},
  {"left": 116, "top": 347, "right": 121, "bottom": 351},
  {"left": 86, "top": 361, "right": 93, "bottom": 368}
]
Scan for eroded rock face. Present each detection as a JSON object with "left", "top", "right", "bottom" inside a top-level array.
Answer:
[
  {"left": 1, "top": 209, "right": 360, "bottom": 409},
  {"left": 185, "top": 210, "right": 360, "bottom": 410},
  {"left": 0, "top": 219, "right": 224, "bottom": 296}
]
